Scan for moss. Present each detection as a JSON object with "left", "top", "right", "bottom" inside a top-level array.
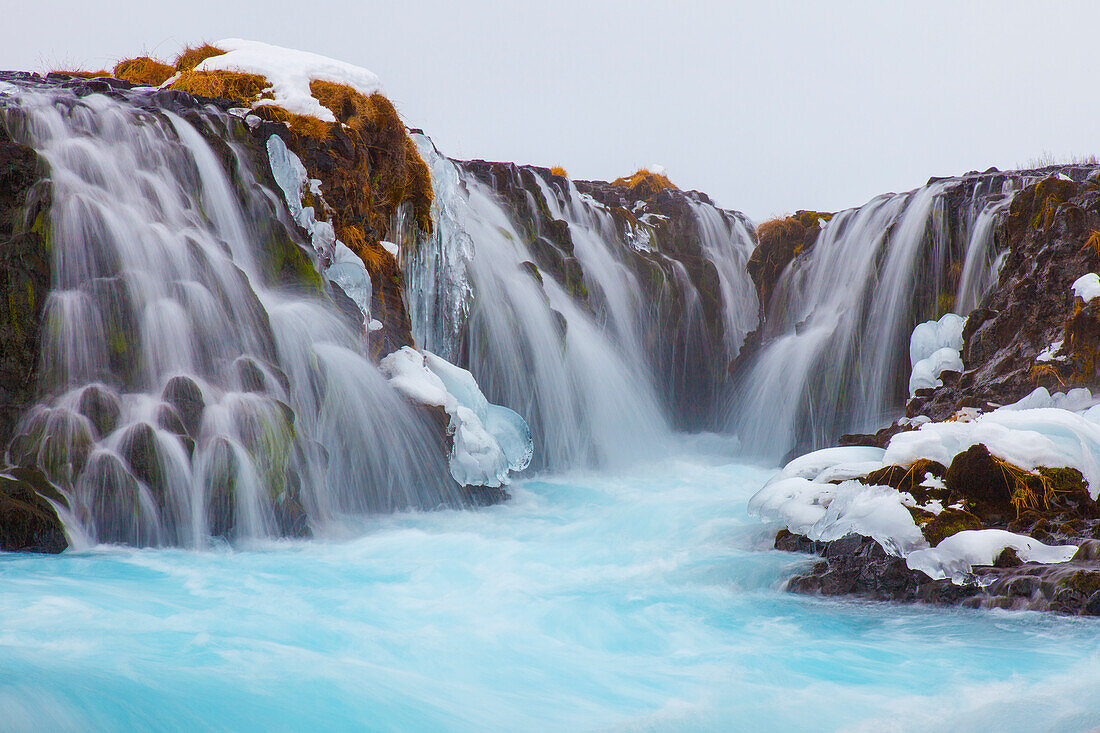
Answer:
[
  {"left": 112, "top": 56, "right": 175, "bottom": 86},
  {"left": 921, "top": 508, "right": 983, "bottom": 546},
  {"left": 173, "top": 43, "right": 226, "bottom": 72},
  {"left": 168, "top": 70, "right": 271, "bottom": 102}
]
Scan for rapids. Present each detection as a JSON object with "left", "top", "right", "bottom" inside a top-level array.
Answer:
[{"left": 2, "top": 447, "right": 1099, "bottom": 731}]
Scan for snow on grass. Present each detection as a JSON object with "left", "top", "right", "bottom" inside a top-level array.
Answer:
[
  {"left": 1072, "top": 273, "right": 1100, "bottom": 303},
  {"left": 906, "top": 530, "right": 1078, "bottom": 583},
  {"left": 196, "top": 39, "right": 384, "bottom": 122}
]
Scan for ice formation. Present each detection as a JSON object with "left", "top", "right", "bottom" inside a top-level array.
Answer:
[
  {"left": 908, "top": 313, "right": 965, "bottom": 396},
  {"left": 380, "top": 347, "right": 533, "bottom": 487},
  {"left": 195, "top": 39, "right": 384, "bottom": 122},
  {"left": 906, "top": 530, "right": 1078, "bottom": 583}
]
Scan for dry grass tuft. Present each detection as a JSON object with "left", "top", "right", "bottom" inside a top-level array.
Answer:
[
  {"left": 610, "top": 168, "right": 677, "bottom": 198},
  {"left": 250, "top": 105, "right": 332, "bottom": 140},
  {"left": 173, "top": 44, "right": 226, "bottom": 72},
  {"left": 1029, "top": 363, "right": 1065, "bottom": 387},
  {"left": 112, "top": 56, "right": 175, "bottom": 86},
  {"left": 52, "top": 69, "right": 111, "bottom": 78},
  {"left": 1080, "top": 230, "right": 1100, "bottom": 259},
  {"left": 988, "top": 456, "right": 1054, "bottom": 516},
  {"left": 549, "top": 166, "right": 568, "bottom": 178},
  {"left": 168, "top": 70, "right": 271, "bottom": 102}
]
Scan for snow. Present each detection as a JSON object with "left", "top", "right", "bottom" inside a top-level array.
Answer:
[
  {"left": 1072, "top": 273, "right": 1100, "bottom": 303},
  {"left": 906, "top": 530, "right": 1078, "bottom": 583},
  {"left": 379, "top": 347, "right": 532, "bottom": 487},
  {"left": 883, "top": 408, "right": 1100, "bottom": 498},
  {"left": 196, "top": 39, "right": 384, "bottom": 122},
  {"left": 1036, "top": 340, "right": 1066, "bottom": 363},
  {"left": 908, "top": 313, "right": 965, "bottom": 396},
  {"left": 380, "top": 240, "right": 399, "bottom": 258},
  {"left": 1002, "top": 386, "right": 1094, "bottom": 412}
]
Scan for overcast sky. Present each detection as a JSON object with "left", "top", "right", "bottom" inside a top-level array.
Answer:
[{"left": 5, "top": 1, "right": 1099, "bottom": 220}]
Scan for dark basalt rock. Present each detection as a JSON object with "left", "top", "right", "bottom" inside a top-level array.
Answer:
[
  {"left": 0, "top": 127, "right": 49, "bottom": 451},
  {"left": 0, "top": 467, "right": 67, "bottom": 553},
  {"left": 778, "top": 529, "right": 1100, "bottom": 614},
  {"left": 944, "top": 444, "right": 1014, "bottom": 521},
  {"left": 77, "top": 384, "right": 121, "bottom": 439},
  {"left": 163, "top": 376, "right": 205, "bottom": 437}
]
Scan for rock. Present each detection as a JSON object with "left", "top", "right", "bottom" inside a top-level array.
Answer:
[
  {"left": 1049, "top": 588, "right": 1086, "bottom": 614},
  {"left": 77, "top": 384, "right": 121, "bottom": 438},
  {"left": 0, "top": 467, "right": 67, "bottom": 553},
  {"left": 994, "top": 547, "right": 1024, "bottom": 568},
  {"left": 163, "top": 376, "right": 204, "bottom": 436},
  {"left": 922, "top": 508, "right": 983, "bottom": 547},
  {"left": 120, "top": 422, "right": 164, "bottom": 497},
  {"left": 1083, "top": 591, "right": 1100, "bottom": 616},
  {"left": 944, "top": 444, "right": 1014, "bottom": 521},
  {"left": 1071, "top": 540, "right": 1100, "bottom": 562},
  {"left": 234, "top": 355, "right": 267, "bottom": 393}
]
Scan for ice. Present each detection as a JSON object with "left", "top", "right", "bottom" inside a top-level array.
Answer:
[
  {"left": 1072, "top": 273, "right": 1100, "bottom": 303},
  {"left": 380, "top": 240, "right": 399, "bottom": 257},
  {"left": 325, "top": 243, "right": 374, "bottom": 328},
  {"left": 907, "top": 313, "right": 965, "bottom": 396},
  {"left": 196, "top": 39, "right": 384, "bottom": 122},
  {"left": 265, "top": 135, "right": 336, "bottom": 260},
  {"left": 906, "top": 529, "right": 1078, "bottom": 583},
  {"left": 379, "top": 347, "right": 532, "bottom": 486},
  {"left": 769, "top": 445, "right": 885, "bottom": 482}
]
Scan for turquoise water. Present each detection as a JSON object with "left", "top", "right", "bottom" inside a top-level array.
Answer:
[{"left": 2, "top": 443, "right": 1100, "bottom": 732}]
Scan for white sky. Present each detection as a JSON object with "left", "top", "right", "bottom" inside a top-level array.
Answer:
[{"left": 5, "top": 0, "right": 1099, "bottom": 221}]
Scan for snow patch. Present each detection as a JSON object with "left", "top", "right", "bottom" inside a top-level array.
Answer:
[
  {"left": 196, "top": 39, "right": 384, "bottom": 122},
  {"left": 1072, "top": 273, "right": 1100, "bottom": 303},
  {"left": 1036, "top": 340, "right": 1066, "bottom": 363}
]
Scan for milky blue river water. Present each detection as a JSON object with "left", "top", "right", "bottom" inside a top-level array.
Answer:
[{"left": 3, "top": 441, "right": 1099, "bottom": 732}]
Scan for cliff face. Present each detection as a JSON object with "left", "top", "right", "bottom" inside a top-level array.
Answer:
[{"left": 909, "top": 172, "right": 1100, "bottom": 421}]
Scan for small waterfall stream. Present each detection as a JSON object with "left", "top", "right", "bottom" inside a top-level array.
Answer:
[
  {"left": 730, "top": 174, "right": 1030, "bottom": 461},
  {"left": 2, "top": 84, "right": 459, "bottom": 546}
]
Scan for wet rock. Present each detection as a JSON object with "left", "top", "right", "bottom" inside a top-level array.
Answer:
[
  {"left": 120, "top": 422, "right": 165, "bottom": 500},
  {"left": 1071, "top": 539, "right": 1100, "bottom": 562},
  {"left": 163, "top": 376, "right": 204, "bottom": 436},
  {"left": 234, "top": 355, "right": 267, "bottom": 393},
  {"left": 0, "top": 467, "right": 67, "bottom": 553},
  {"left": 77, "top": 384, "right": 121, "bottom": 438},
  {"left": 0, "top": 131, "right": 49, "bottom": 450},
  {"left": 1083, "top": 591, "right": 1100, "bottom": 616}
]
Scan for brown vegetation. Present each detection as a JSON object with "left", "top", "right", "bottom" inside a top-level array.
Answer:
[
  {"left": 168, "top": 70, "right": 271, "bottom": 102},
  {"left": 112, "top": 56, "right": 175, "bottom": 86},
  {"left": 549, "top": 166, "right": 568, "bottom": 178},
  {"left": 173, "top": 44, "right": 226, "bottom": 72},
  {"left": 610, "top": 168, "right": 677, "bottom": 199}
]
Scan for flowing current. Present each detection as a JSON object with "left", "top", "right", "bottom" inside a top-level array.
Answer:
[{"left": 2, "top": 85, "right": 460, "bottom": 547}]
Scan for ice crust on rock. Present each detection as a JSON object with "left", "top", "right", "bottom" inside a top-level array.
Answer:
[
  {"left": 196, "top": 39, "right": 384, "bottom": 122},
  {"left": 380, "top": 347, "right": 533, "bottom": 487},
  {"left": 265, "top": 135, "right": 380, "bottom": 329},
  {"left": 906, "top": 530, "right": 1078, "bottom": 583},
  {"left": 908, "top": 313, "right": 964, "bottom": 396}
]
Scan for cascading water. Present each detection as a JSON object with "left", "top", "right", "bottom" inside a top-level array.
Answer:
[
  {"left": 1, "top": 83, "right": 460, "bottom": 547},
  {"left": 403, "top": 137, "right": 669, "bottom": 468},
  {"left": 401, "top": 136, "right": 759, "bottom": 464},
  {"left": 730, "top": 172, "right": 1041, "bottom": 461}
]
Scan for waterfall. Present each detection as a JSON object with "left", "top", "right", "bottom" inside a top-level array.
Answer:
[
  {"left": 729, "top": 173, "right": 1031, "bottom": 462},
  {"left": 403, "top": 138, "right": 669, "bottom": 468},
  {"left": 402, "top": 136, "right": 760, "bottom": 466},
  {"left": 1, "top": 83, "right": 461, "bottom": 546}
]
